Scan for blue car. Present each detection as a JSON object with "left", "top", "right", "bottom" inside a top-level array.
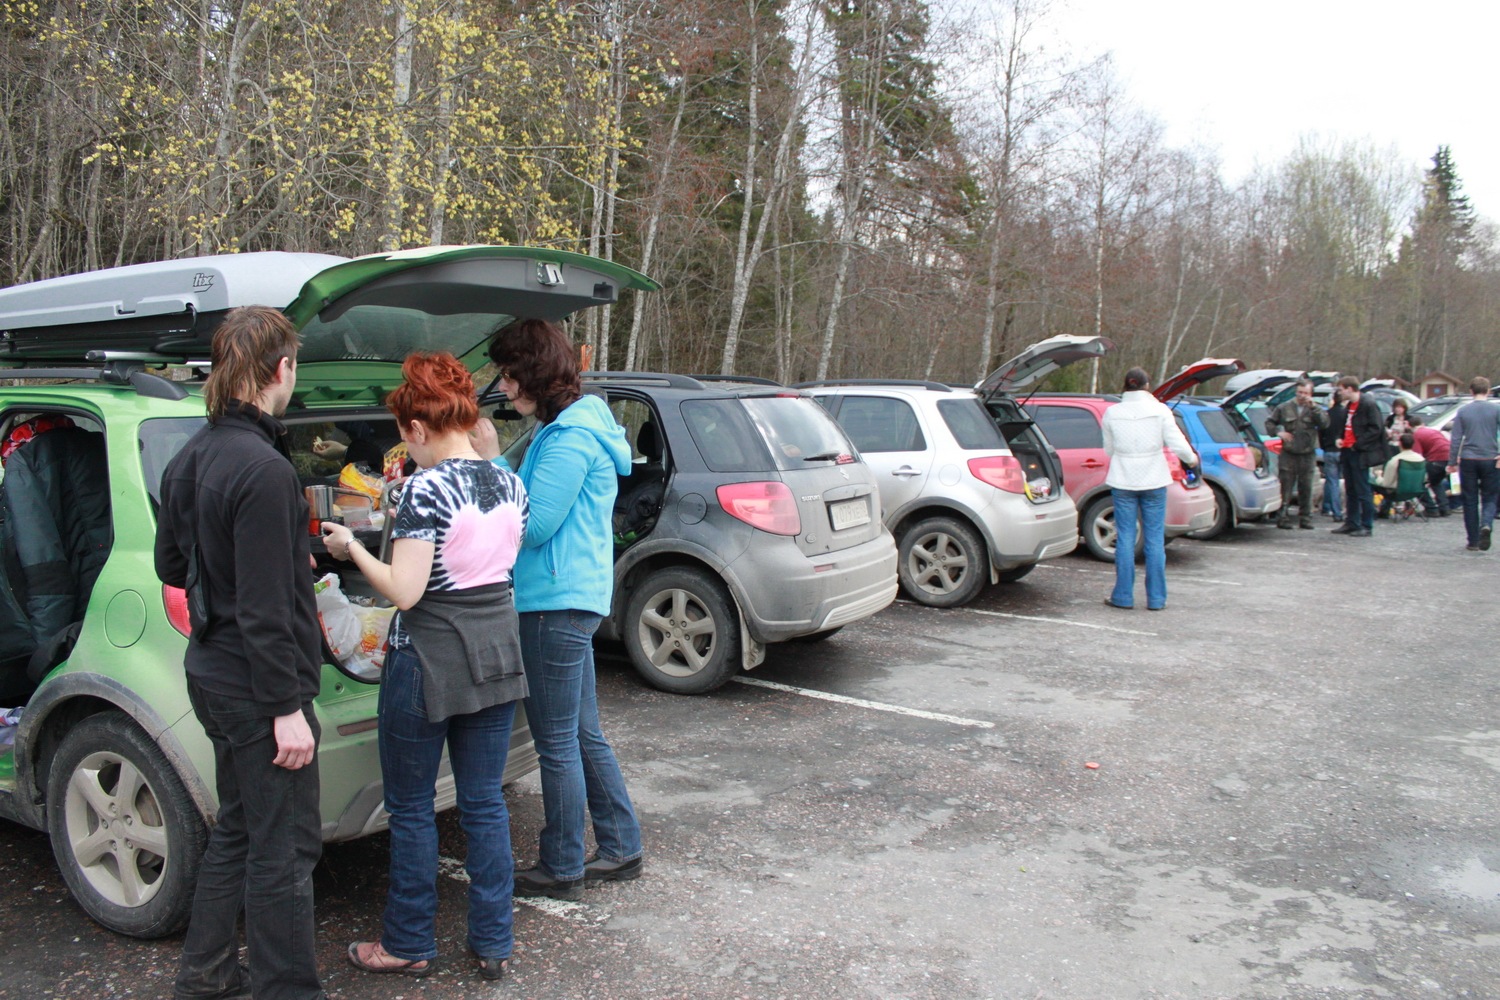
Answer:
[{"left": 1155, "top": 360, "right": 1283, "bottom": 539}]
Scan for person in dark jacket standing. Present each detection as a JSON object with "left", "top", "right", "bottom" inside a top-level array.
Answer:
[
  {"left": 155, "top": 306, "right": 326, "bottom": 1000},
  {"left": 1445, "top": 376, "right": 1500, "bottom": 550},
  {"left": 1264, "top": 379, "right": 1328, "bottom": 528},
  {"left": 1331, "top": 376, "right": 1387, "bottom": 537},
  {"left": 1320, "top": 393, "right": 1345, "bottom": 520}
]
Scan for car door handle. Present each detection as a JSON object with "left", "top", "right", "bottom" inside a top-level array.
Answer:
[
  {"left": 890, "top": 466, "right": 922, "bottom": 478},
  {"left": 1081, "top": 460, "right": 1105, "bottom": 468}
]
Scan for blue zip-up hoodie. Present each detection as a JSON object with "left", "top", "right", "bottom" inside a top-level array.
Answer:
[{"left": 503, "top": 393, "right": 631, "bottom": 614}]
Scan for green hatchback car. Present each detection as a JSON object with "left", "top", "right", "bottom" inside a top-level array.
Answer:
[{"left": 0, "top": 245, "right": 658, "bottom": 938}]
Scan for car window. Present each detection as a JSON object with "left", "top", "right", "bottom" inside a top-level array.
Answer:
[
  {"left": 299, "top": 305, "right": 509, "bottom": 364},
  {"left": 833, "top": 395, "right": 925, "bottom": 453},
  {"left": 1026, "top": 405, "right": 1102, "bottom": 449},
  {"left": 1194, "top": 408, "right": 1242, "bottom": 444},
  {"left": 139, "top": 416, "right": 207, "bottom": 507},
  {"left": 681, "top": 398, "right": 774, "bottom": 472},
  {"left": 937, "top": 398, "right": 1005, "bottom": 449},
  {"left": 610, "top": 397, "right": 664, "bottom": 465},
  {"left": 740, "top": 396, "right": 856, "bottom": 469}
]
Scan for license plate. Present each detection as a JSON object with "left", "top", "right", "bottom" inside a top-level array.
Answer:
[{"left": 829, "top": 498, "right": 870, "bottom": 530}]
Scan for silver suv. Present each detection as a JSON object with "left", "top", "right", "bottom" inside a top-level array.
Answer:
[{"left": 799, "top": 339, "right": 1098, "bottom": 608}]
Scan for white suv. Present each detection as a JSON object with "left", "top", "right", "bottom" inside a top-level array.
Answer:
[{"left": 800, "top": 343, "right": 1097, "bottom": 608}]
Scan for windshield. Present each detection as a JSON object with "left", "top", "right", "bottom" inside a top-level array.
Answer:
[
  {"left": 1409, "top": 398, "right": 1461, "bottom": 424},
  {"left": 740, "top": 396, "right": 856, "bottom": 470}
]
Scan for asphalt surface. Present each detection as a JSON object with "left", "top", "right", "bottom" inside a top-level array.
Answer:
[{"left": 2, "top": 512, "right": 1497, "bottom": 999}]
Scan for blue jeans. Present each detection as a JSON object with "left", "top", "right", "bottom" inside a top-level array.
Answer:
[
  {"left": 177, "top": 684, "right": 322, "bottom": 1000},
  {"left": 1458, "top": 458, "right": 1500, "bottom": 546},
  {"left": 1110, "top": 487, "right": 1167, "bottom": 610},
  {"left": 519, "top": 610, "right": 642, "bottom": 881},
  {"left": 1340, "top": 450, "right": 1375, "bottom": 530},
  {"left": 378, "top": 646, "right": 517, "bottom": 962},
  {"left": 1320, "top": 451, "right": 1343, "bottom": 518}
]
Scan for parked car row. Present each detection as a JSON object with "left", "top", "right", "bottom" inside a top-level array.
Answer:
[{"left": 0, "top": 244, "right": 1302, "bottom": 943}]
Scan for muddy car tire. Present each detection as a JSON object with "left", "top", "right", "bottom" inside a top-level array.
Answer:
[
  {"left": 898, "top": 516, "right": 986, "bottom": 608},
  {"left": 46, "top": 712, "right": 207, "bottom": 939},
  {"left": 1081, "top": 496, "right": 1146, "bottom": 562},
  {"left": 1185, "top": 484, "right": 1233, "bottom": 540},
  {"left": 625, "top": 567, "right": 740, "bottom": 694}
]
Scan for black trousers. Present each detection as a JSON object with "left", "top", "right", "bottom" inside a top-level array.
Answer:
[{"left": 176, "top": 681, "right": 323, "bottom": 1000}]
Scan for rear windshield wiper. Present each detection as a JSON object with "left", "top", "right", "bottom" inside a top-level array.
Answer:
[{"left": 802, "top": 451, "right": 845, "bottom": 462}]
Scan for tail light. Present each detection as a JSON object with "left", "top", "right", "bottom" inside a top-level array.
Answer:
[
  {"left": 1166, "top": 451, "right": 1200, "bottom": 486},
  {"left": 163, "top": 585, "right": 192, "bottom": 637},
  {"left": 1221, "top": 447, "right": 1254, "bottom": 470},
  {"left": 967, "top": 455, "right": 1026, "bottom": 494},
  {"left": 716, "top": 481, "right": 801, "bottom": 535},
  {"left": 1265, "top": 438, "right": 1283, "bottom": 454}
]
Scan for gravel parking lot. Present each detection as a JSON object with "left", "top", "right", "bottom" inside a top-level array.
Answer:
[{"left": 2, "top": 517, "right": 1497, "bottom": 999}]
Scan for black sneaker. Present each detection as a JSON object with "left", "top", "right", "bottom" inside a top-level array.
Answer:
[
  {"left": 1482, "top": 526, "right": 1493, "bottom": 551},
  {"left": 583, "top": 854, "right": 643, "bottom": 884},
  {"left": 513, "top": 866, "right": 584, "bottom": 901}
]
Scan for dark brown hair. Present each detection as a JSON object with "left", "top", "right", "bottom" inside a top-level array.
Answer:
[
  {"left": 1121, "top": 367, "right": 1150, "bottom": 392},
  {"left": 1471, "top": 376, "right": 1491, "bottom": 395},
  {"left": 203, "top": 306, "right": 300, "bottom": 421},
  {"left": 487, "top": 318, "right": 582, "bottom": 423},
  {"left": 1337, "top": 375, "right": 1360, "bottom": 391},
  {"left": 386, "top": 352, "right": 478, "bottom": 434},
  {"left": 1400, "top": 431, "right": 1415, "bottom": 450}
]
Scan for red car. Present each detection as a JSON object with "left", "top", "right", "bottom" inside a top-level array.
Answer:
[{"left": 1024, "top": 394, "right": 1216, "bottom": 560}]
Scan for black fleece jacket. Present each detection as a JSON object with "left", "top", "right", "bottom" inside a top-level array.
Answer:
[{"left": 154, "top": 402, "right": 321, "bottom": 715}]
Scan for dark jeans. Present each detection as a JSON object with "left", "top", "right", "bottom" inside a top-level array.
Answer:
[
  {"left": 177, "top": 682, "right": 322, "bottom": 1000},
  {"left": 378, "top": 645, "right": 518, "bottom": 962},
  {"left": 1340, "top": 450, "right": 1375, "bottom": 530},
  {"left": 1458, "top": 458, "right": 1500, "bottom": 546},
  {"left": 519, "top": 610, "right": 642, "bottom": 881},
  {"left": 1278, "top": 451, "right": 1317, "bottom": 523},
  {"left": 1424, "top": 461, "right": 1449, "bottom": 512}
]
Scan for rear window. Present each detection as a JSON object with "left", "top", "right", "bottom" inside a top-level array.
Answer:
[
  {"left": 680, "top": 398, "right": 772, "bottom": 472},
  {"left": 937, "top": 398, "right": 1005, "bottom": 449},
  {"left": 1193, "top": 408, "right": 1243, "bottom": 444},
  {"left": 740, "top": 396, "right": 857, "bottom": 471},
  {"left": 1026, "top": 404, "right": 1102, "bottom": 449},
  {"left": 832, "top": 395, "right": 925, "bottom": 453}
]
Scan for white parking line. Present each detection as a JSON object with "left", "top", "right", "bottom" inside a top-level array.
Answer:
[
  {"left": 732, "top": 676, "right": 995, "bottom": 729},
  {"left": 438, "top": 856, "right": 605, "bottom": 924},
  {"left": 1035, "top": 563, "right": 1241, "bottom": 585},
  {"left": 894, "top": 599, "right": 1158, "bottom": 636}
]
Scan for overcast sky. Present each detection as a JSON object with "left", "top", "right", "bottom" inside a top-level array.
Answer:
[{"left": 1044, "top": 0, "right": 1497, "bottom": 218}]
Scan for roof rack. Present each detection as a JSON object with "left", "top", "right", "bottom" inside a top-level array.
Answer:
[
  {"left": 581, "top": 371, "right": 706, "bottom": 390},
  {"left": 792, "top": 378, "right": 953, "bottom": 392},
  {"left": 688, "top": 374, "right": 783, "bottom": 386},
  {"left": 0, "top": 360, "right": 188, "bottom": 400}
]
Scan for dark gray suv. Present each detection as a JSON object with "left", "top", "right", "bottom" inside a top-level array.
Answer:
[{"left": 494, "top": 373, "right": 897, "bottom": 694}]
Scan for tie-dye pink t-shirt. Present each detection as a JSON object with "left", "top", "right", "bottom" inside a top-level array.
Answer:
[{"left": 388, "top": 457, "right": 528, "bottom": 649}]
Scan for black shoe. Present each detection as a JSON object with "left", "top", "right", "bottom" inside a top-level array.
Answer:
[
  {"left": 513, "top": 866, "right": 584, "bottom": 901},
  {"left": 1299, "top": 521, "right": 1314, "bottom": 529},
  {"left": 175, "top": 966, "right": 252, "bottom": 1000},
  {"left": 1482, "top": 526, "right": 1493, "bottom": 552},
  {"left": 1277, "top": 520, "right": 1293, "bottom": 529},
  {"left": 584, "top": 854, "right": 643, "bottom": 884},
  {"left": 1330, "top": 524, "right": 1357, "bottom": 534},
  {"left": 1350, "top": 528, "right": 1371, "bottom": 537}
]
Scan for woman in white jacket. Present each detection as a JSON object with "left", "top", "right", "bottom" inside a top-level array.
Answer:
[{"left": 1101, "top": 367, "right": 1199, "bottom": 611}]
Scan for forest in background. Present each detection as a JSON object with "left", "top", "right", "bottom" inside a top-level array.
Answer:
[{"left": 3, "top": 0, "right": 1495, "bottom": 389}]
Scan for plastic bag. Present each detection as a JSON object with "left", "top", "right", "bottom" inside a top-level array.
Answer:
[
  {"left": 313, "top": 573, "right": 396, "bottom": 681},
  {"left": 338, "top": 462, "right": 384, "bottom": 501}
]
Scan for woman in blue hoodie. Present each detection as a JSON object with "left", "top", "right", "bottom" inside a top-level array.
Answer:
[{"left": 479, "top": 319, "right": 643, "bottom": 899}]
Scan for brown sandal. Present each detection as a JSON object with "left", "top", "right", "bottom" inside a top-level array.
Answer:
[{"left": 347, "top": 941, "right": 434, "bottom": 978}]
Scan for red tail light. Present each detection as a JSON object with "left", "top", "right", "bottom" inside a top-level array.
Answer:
[
  {"left": 1166, "top": 451, "right": 1186, "bottom": 482},
  {"left": 967, "top": 455, "right": 1026, "bottom": 493},
  {"left": 716, "top": 481, "right": 801, "bottom": 535},
  {"left": 1265, "top": 438, "right": 1283, "bottom": 454},
  {"left": 1221, "top": 447, "right": 1254, "bottom": 470},
  {"left": 163, "top": 585, "right": 192, "bottom": 637}
]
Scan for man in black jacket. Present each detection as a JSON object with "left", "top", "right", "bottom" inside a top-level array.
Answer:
[
  {"left": 155, "top": 306, "right": 326, "bottom": 1000},
  {"left": 1331, "top": 376, "right": 1387, "bottom": 537}
]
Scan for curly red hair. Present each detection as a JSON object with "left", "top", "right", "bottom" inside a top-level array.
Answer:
[{"left": 386, "top": 352, "right": 478, "bottom": 434}]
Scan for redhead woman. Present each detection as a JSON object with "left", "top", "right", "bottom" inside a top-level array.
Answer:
[
  {"left": 323, "top": 352, "right": 528, "bottom": 981},
  {"left": 474, "top": 318, "right": 643, "bottom": 901}
]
